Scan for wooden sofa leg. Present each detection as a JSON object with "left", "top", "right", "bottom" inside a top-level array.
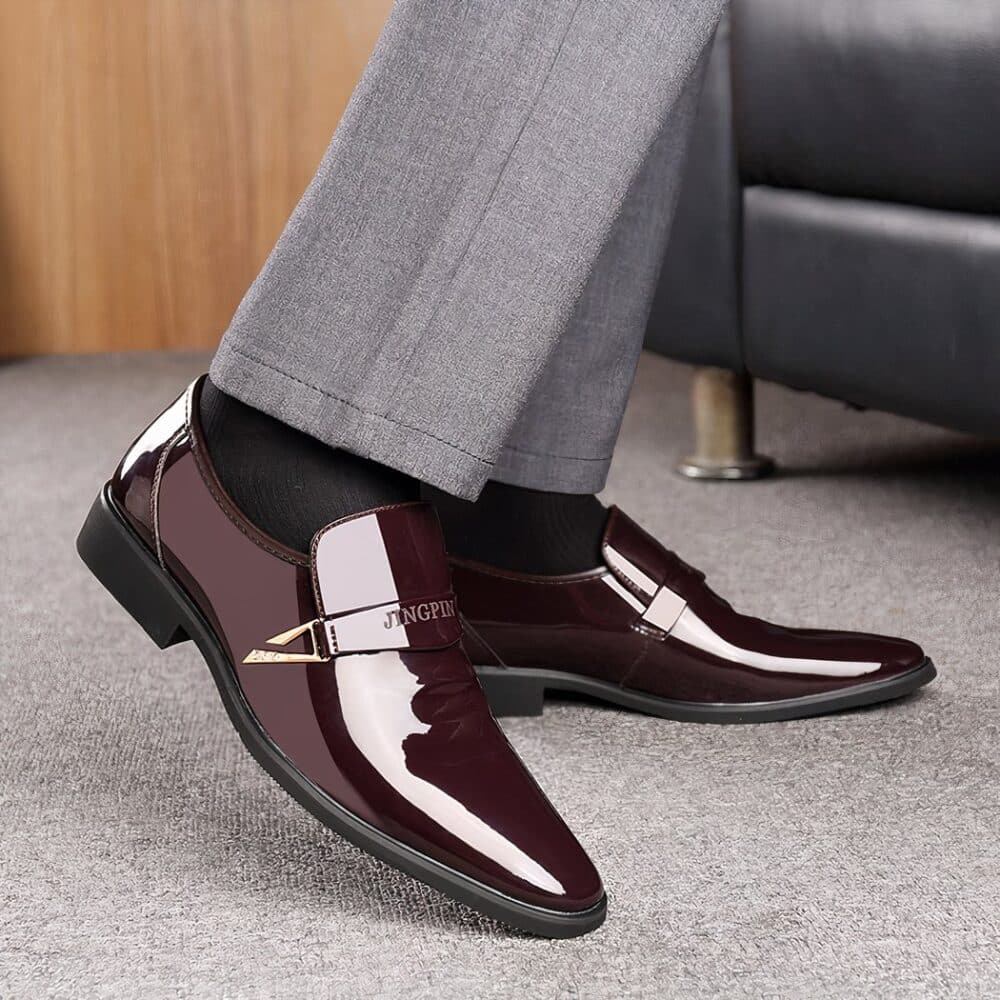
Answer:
[{"left": 675, "top": 367, "right": 774, "bottom": 480}]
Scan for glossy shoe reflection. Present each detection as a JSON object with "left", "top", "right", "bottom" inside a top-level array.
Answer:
[
  {"left": 76, "top": 377, "right": 605, "bottom": 937},
  {"left": 453, "top": 507, "right": 936, "bottom": 724}
]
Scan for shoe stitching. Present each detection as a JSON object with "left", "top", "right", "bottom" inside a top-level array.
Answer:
[
  {"left": 151, "top": 428, "right": 185, "bottom": 570},
  {"left": 188, "top": 435, "right": 309, "bottom": 567},
  {"left": 184, "top": 381, "right": 309, "bottom": 567},
  {"left": 620, "top": 635, "right": 655, "bottom": 689},
  {"left": 183, "top": 380, "right": 194, "bottom": 436},
  {"left": 600, "top": 538, "right": 656, "bottom": 603}
]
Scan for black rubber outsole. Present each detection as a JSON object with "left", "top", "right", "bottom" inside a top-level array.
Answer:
[
  {"left": 476, "top": 660, "right": 936, "bottom": 725},
  {"left": 76, "top": 485, "right": 606, "bottom": 939}
]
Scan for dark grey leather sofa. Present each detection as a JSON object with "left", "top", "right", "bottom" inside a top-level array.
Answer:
[{"left": 646, "top": 0, "right": 1000, "bottom": 477}]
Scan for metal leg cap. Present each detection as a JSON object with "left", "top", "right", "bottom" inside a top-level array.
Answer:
[{"left": 675, "top": 454, "right": 775, "bottom": 481}]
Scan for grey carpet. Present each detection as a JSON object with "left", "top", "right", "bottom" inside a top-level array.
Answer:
[{"left": 1, "top": 352, "right": 998, "bottom": 999}]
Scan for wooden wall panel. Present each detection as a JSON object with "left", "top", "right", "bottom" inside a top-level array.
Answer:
[{"left": 0, "top": 0, "right": 393, "bottom": 355}]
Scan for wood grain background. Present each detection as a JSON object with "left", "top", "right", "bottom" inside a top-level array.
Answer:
[{"left": 0, "top": 0, "right": 393, "bottom": 356}]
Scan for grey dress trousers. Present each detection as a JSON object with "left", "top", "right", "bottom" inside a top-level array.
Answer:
[{"left": 210, "top": 0, "right": 727, "bottom": 498}]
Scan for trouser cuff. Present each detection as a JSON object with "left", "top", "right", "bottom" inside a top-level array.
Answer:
[
  {"left": 209, "top": 345, "right": 494, "bottom": 500},
  {"left": 490, "top": 443, "right": 611, "bottom": 494}
]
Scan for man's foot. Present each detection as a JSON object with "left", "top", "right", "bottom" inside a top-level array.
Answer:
[
  {"left": 425, "top": 482, "right": 607, "bottom": 575},
  {"left": 76, "top": 377, "right": 605, "bottom": 937},
  {"left": 451, "top": 507, "right": 936, "bottom": 723}
]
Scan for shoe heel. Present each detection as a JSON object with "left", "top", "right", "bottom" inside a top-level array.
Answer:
[
  {"left": 476, "top": 667, "right": 546, "bottom": 718},
  {"left": 77, "top": 486, "right": 190, "bottom": 649}
]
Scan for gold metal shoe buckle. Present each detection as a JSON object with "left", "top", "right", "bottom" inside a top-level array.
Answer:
[{"left": 242, "top": 618, "right": 331, "bottom": 664}]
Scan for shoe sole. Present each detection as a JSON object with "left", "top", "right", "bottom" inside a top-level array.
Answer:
[
  {"left": 77, "top": 485, "right": 606, "bottom": 938},
  {"left": 476, "top": 660, "right": 936, "bottom": 724}
]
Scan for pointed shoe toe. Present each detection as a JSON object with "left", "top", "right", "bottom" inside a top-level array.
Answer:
[
  {"left": 871, "top": 635, "right": 927, "bottom": 676},
  {"left": 453, "top": 507, "right": 936, "bottom": 724},
  {"left": 77, "top": 377, "right": 605, "bottom": 937}
]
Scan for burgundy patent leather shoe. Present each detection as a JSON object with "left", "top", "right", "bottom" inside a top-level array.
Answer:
[
  {"left": 76, "top": 378, "right": 605, "bottom": 937},
  {"left": 453, "top": 507, "right": 936, "bottom": 724}
]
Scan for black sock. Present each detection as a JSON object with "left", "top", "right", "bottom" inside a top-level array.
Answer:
[
  {"left": 199, "top": 378, "right": 418, "bottom": 551},
  {"left": 424, "top": 481, "right": 607, "bottom": 575}
]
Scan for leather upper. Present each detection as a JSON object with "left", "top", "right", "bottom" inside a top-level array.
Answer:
[
  {"left": 453, "top": 507, "right": 925, "bottom": 704},
  {"left": 309, "top": 506, "right": 462, "bottom": 656},
  {"left": 111, "top": 378, "right": 603, "bottom": 914}
]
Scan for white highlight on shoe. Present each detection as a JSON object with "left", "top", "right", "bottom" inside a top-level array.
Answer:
[
  {"left": 336, "top": 651, "right": 566, "bottom": 896},
  {"left": 324, "top": 602, "right": 411, "bottom": 653},
  {"left": 642, "top": 587, "right": 687, "bottom": 634},
  {"left": 602, "top": 546, "right": 657, "bottom": 598},
  {"left": 315, "top": 515, "right": 399, "bottom": 614},
  {"left": 602, "top": 544, "right": 879, "bottom": 677},
  {"left": 601, "top": 573, "right": 645, "bottom": 613},
  {"left": 669, "top": 607, "right": 881, "bottom": 678}
]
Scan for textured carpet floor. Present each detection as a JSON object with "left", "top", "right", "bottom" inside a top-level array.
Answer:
[{"left": 2, "top": 352, "right": 998, "bottom": 999}]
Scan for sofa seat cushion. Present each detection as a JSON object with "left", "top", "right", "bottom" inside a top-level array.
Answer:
[{"left": 743, "top": 186, "right": 1000, "bottom": 437}]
